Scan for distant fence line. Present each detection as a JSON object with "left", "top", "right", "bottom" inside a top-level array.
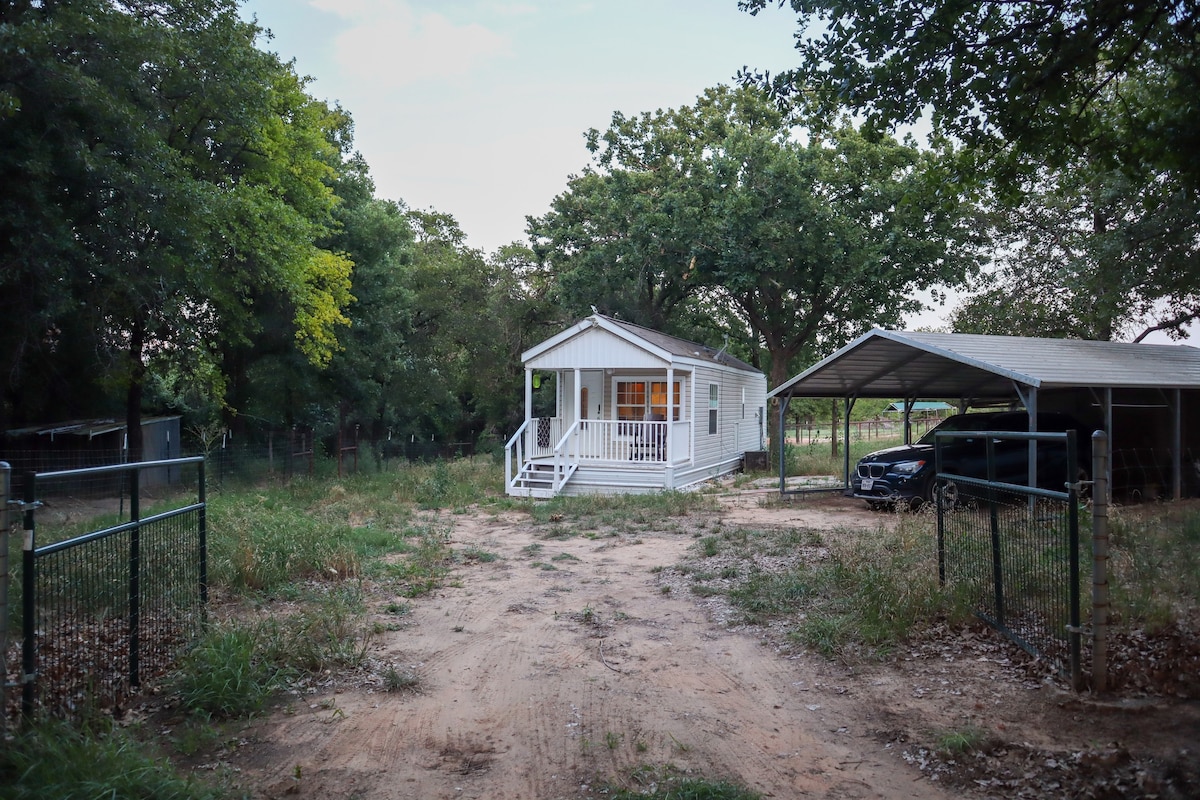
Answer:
[
  {"left": 0, "top": 430, "right": 484, "bottom": 500},
  {"left": 785, "top": 416, "right": 943, "bottom": 445}
]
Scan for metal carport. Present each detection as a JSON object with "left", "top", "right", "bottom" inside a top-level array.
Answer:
[{"left": 768, "top": 329, "right": 1200, "bottom": 500}]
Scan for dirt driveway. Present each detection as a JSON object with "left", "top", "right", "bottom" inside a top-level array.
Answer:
[{"left": 222, "top": 489, "right": 1199, "bottom": 799}]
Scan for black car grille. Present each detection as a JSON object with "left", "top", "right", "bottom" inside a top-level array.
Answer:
[{"left": 858, "top": 464, "right": 885, "bottom": 479}]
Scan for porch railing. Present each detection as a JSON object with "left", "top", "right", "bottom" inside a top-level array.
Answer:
[
  {"left": 506, "top": 417, "right": 689, "bottom": 487},
  {"left": 533, "top": 418, "right": 679, "bottom": 463}
]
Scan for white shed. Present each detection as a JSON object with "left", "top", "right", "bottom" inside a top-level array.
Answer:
[{"left": 505, "top": 314, "right": 767, "bottom": 497}]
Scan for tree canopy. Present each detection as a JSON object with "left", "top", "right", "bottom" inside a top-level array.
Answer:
[
  {"left": 740, "top": 0, "right": 1200, "bottom": 341},
  {"left": 739, "top": 0, "right": 1199, "bottom": 184},
  {"left": 0, "top": 0, "right": 353, "bottom": 453},
  {"left": 530, "top": 85, "right": 982, "bottom": 390}
]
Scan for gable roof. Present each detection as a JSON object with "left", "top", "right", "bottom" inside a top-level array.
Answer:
[
  {"left": 523, "top": 314, "right": 760, "bottom": 374},
  {"left": 603, "top": 317, "right": 759, "bottom": 373},
  {"left": 768, "top": 329, "right": 1200, "bottom": 401}
]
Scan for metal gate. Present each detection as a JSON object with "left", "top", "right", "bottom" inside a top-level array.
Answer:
[
  {"left": 3, "top": 457, "right": 207, "bottom": 722},
  {"left": 935, "top": 430, "right": 1082, "bottom": 687}
]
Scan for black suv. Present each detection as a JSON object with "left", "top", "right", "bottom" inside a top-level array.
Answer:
[{"left": 849, "top": 411, "right": 1092, "bottom": 509}]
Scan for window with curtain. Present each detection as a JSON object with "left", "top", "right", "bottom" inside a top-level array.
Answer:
[{"left": 616, "top": 380, "right": 683, "bottom": 423}]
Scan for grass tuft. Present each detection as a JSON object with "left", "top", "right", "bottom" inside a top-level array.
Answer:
[{"left": 0, "top": 718, "right": 224, "bottom": 800}]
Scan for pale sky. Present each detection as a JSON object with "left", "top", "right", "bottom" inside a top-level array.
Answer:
[
  {"left": 235, "top": 0, "right": 1189, "bottom": 344},
  {"left": 238, "top": 0, "right": 804, "bottom": 255}
]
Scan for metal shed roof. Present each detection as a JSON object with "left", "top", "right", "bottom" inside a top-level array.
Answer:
[{"left": 768, "top": 329, "right": 1200, "bottom": 401}]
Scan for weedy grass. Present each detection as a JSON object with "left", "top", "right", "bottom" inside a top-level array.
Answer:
[
  {"left": 711, "top": 516, "right": 974, "bottom": 661},
  {"left": 934, "top": 725, "right": 988, "bottom": 756},
  {"left": 0, "top": 717, "right": 224, "bottom": 800},
  {"left": 174, "top": 585, "right": 373, "bottom": 719},
  {"left": 366, "top": 522, "right": 454, "bottom": 598},
  {"left": 1105, "top": 502, "right": 1200, "bottom": 631},
  {"left": 382, "top": 664, "right": 423, "bottom": 693},
  {"left": 602, "top": 767, "right": 761, "bottom": 800},
  {"left": 784, "top": 437, "right": 903, "bottom": 479},
  {"left": 529, "top": 491, "right": 718, "bottom": 531},
  {"left": 207, "top": 460, "right": 499, "bottom": 596},
  {"left": 173, "top": 622, "right": 281, "bottom": 719}
]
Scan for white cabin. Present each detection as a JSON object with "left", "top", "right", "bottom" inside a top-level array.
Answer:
[{"left": 505, "top": 314, "right": 768, "bottom": 497}]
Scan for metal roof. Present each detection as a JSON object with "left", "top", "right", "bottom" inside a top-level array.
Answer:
[
  {"left": 604, "top": 317, "right": 760, "bottom": 373},
  {"left": 768, "top": 329, "right": 1200, "bottom": 401}
]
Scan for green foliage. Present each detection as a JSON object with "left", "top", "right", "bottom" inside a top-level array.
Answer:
[
  {"left": 258, "top": 585, "right": 373, "bottom": 673},
  {"left": 206, "top": 461, "right": 496, "bottom": 596},
  {"left": 207, "top": 487, "right": 364, "bottom": 595},
  {"left": 0, "top": 718, "right": 223, "bottom": 800},
  {"left": 742, "top": 1, "right": 1200, "bottom": 340},
  {"left": 949, "top": 138, "right": 1200, "bottom": 341},
  {"left": 174, "top": 623, "right": 280, "bottom": 719},
  {"left": 0, "top": 0, "right": 355, "bottom": 441},
  {"left": 740, "top": 0, "right": 1199, "bottom": 186},
  {"left": 935, "top": 725, "right": 988, "bottom": 756},
  {"left": 529, "top": 84, "right": 981, "bottom": 461}
]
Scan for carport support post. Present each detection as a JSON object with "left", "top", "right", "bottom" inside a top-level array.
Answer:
[
  {"left": 843, "top": 396, "right": 855, "bottom": 490},
  {"left": 1092, "top": 431, "right": 1110, "bottom": 693},
  {"left": 778, "top": 393, "right": 791, "bottom": 494},
  {"left": 1172, "top": 388, "right": 1182, "bottom": 500}
]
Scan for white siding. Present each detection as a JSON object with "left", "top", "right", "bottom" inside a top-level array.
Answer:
[
  {"left": 684, "top": 363, "right": 761, "bottom": 479},
  {"left": 528, "top": 327, "right": 664, "bottom": 370}
]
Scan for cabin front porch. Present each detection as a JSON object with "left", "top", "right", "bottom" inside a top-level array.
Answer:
[{"left": 505, "top": 416, "right": 692, "bottom": 498}]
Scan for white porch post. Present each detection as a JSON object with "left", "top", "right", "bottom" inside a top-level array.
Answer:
[
  {"left": 525, "top": 368, "right": 533, "bottom": 424},
  {"left": 665, "top": 367, "right": 675, "bottom": 487},
  {"left": 573, "top": 368, "right": 581, "bottom": 424}
]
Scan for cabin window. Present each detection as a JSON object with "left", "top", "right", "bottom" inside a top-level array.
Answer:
[
  {"left": 616, "top": 380, "right": 683, "bottom": 424},
  {"left": 708, "top": 383, "right": 719, "bottom": 435}
]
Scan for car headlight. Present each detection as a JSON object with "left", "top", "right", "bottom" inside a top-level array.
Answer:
[{"left": 891, "top": 460, "right": 926, "bottom": 476}]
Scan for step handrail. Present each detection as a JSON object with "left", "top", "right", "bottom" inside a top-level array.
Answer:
[
  {"left": 551, "top": 420, "right": 580, "bottom": 493},
  {"left": 505, "top": 419, "right": 530, "bottom": 491}
]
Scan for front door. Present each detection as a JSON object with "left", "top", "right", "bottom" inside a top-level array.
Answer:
[{"left": 579, "top": 371, "right": 604, "bottom": 456}]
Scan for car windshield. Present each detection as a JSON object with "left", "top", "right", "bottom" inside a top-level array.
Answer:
[{"left": 916, "top": 414, "right": 1007, "bottom": 445}]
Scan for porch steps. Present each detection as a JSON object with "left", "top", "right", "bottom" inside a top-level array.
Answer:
[{"left": 510, "top": 461, "right": 575, "bottom": 499}]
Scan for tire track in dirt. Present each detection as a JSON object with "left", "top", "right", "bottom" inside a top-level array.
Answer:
[{"left": 233, "top": 510, "right": 950, "bottom": 799}]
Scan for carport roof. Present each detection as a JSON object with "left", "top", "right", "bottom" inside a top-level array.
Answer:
[{"left": 768, "top": 329, "right": 1200, "bottom": 401}]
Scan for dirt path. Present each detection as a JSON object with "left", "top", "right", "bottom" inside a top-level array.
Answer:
[
  {"left": 222, "top": 490, "right": 1200, "bottom": 799},
  {"left": 229, "top": 495, "right": 950, "bottom": 799}
]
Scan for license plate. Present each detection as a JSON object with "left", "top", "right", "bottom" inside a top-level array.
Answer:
[{"left": 860, "top": 478, "right": 874, "bottom": 491}]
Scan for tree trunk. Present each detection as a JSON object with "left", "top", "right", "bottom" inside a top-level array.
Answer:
[
  {"left": 125, "top": 315, "right": 146, "bottom": 463},
  {"left": 766, "top": 357, "right": 795, "bottom": 468},
  {"left": 830, "top": 399, "right": 838, "bottom": 459}
]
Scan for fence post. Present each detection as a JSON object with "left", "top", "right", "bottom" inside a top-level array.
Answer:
[
  {"left": 21, "top": 471, "right": 36, "bottom": 718},
  {"left": 1, "top": 461, "right": 9, "bottom": 729},
  {"left": 986, "top": 437, "right": 1005, "bottom": 627},
  {"left": 129, "top": 465, "right": 141, "bottom": 688},
  {"left": 1067, "top": 430, "right": 1082, "bottom": 691},
  {"left": 199, "top": 460, "right": 208, "bottom": 610},
  {"left": 1091, "top": 431, "right": 1110, "bottom": 693}
]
